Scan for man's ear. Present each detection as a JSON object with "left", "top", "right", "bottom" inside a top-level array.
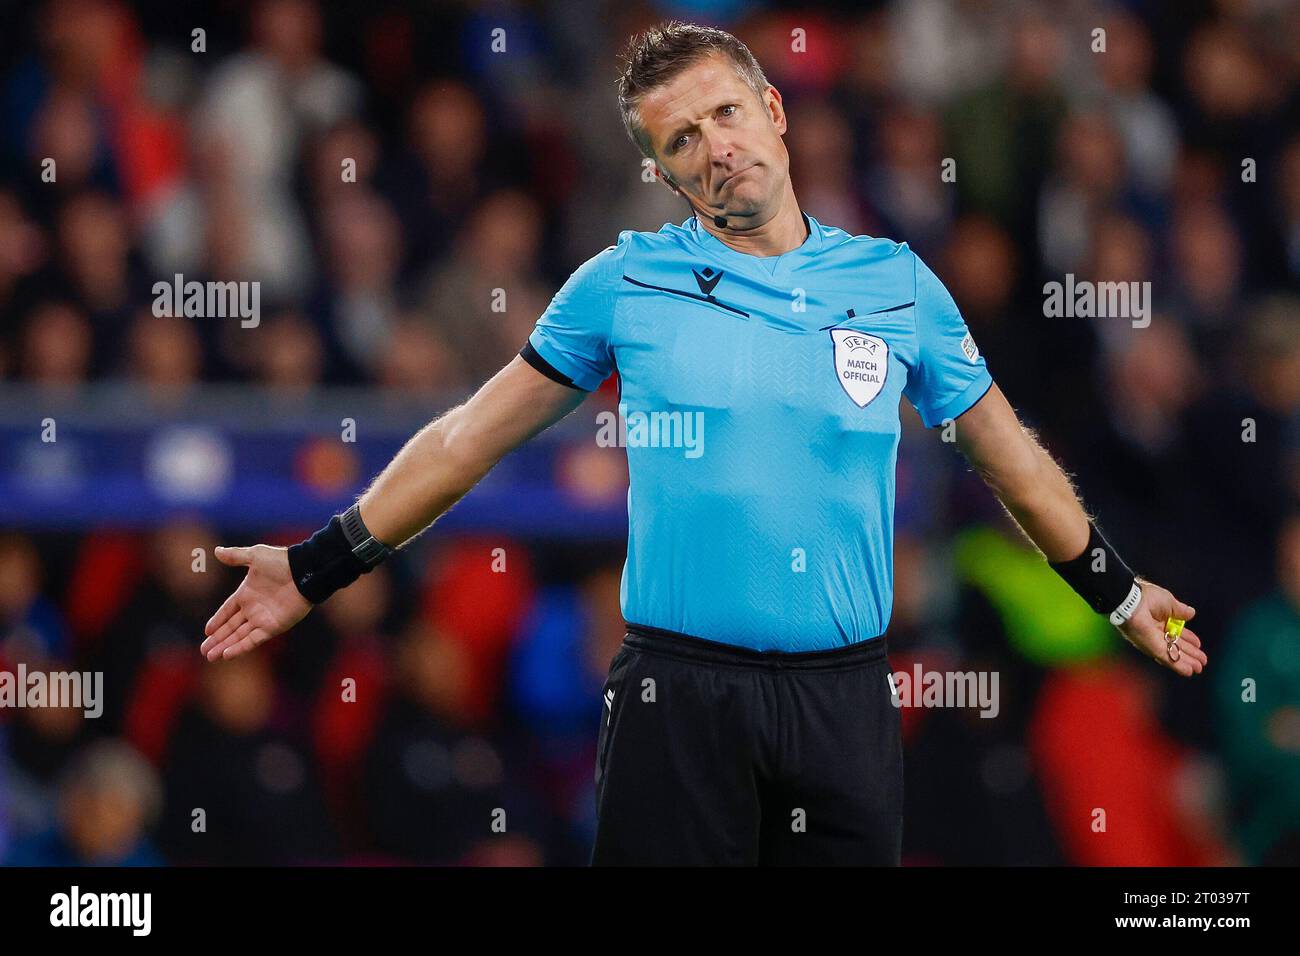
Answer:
[{"left": 764, "top": 86, "right": 787, "bottom": 135}]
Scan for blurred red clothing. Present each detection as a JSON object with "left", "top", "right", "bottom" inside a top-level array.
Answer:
[
  {"left": 124, "top": 645, "right": 198, "bottom": 764},
  {"left": 1029, "top": 663, "right": 1227, "bottom": 866},
  {"left": 420, "top": 535, "right": 535, "bottom": 724},
  {"left": 63, "top": 530, "right": 147, "bottom": 658}
]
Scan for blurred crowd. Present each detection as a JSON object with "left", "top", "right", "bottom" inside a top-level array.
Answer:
[{"left": 1, "top": 0, "right": 1300, "bottom": 865}]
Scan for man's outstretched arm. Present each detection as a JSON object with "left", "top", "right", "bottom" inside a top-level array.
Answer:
[
  {"left": 952, "top": 383, "right": 1207, "bottom": 677},
  {"left": 201, "top": 356, "right": 588, "bottom": 661}
]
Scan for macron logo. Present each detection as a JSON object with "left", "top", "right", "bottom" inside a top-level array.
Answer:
[{"left": 692, "top": 266, "right": 723, "bottom": 296}]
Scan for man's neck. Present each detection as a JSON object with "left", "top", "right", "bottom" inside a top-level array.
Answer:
[{"left": 699, "top": 186, "right": 807, "bottom": 258}]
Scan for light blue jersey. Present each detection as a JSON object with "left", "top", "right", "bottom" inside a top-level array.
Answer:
[{"left": 524, "top": 213, "right": 993, "bottom": 652}]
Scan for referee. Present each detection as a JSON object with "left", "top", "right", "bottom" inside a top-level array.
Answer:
[{"left": 201, "top": 21, "right": 1206, "bottom": 865}]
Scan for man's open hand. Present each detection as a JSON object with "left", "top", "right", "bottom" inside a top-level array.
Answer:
[
  {"left": 200, "top": 545, "right": 312, "bottom": 661},
  {"left": 1117, "top": 579, "right": 1207, "bottom": 677}
]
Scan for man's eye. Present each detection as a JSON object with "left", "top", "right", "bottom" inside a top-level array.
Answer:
[
  {"left": 721, "top": 104, "right": 737, "bottom": 117},
  {"left": 672, "top": 136, "right": 688, "bottom": 151}
]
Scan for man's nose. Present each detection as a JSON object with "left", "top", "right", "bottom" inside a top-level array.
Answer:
[
  {"left": 700, "top": 128, "right": 735, "bottom": 173},
  {"left": 696, "top": 123, "right": 738, "bottom": 162}
]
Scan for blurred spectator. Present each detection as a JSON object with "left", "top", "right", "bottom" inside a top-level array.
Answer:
[
  {"left": 158, "top": 649, "right": 337, "bottom": 864},
  {"left": 363, "top": 622, "right": 540, "bottom": 864},
  {"left": 314, "top": 189, "right": 402, "bottom": 379},
  {"left": 788, "top": 98, "right": 870, "bottom": 237},
  {"left": 374, "top": 313, "right": 469, "bottom": 396},
  {"left": 180, "top": 0, "right": 361, "bottom": 301},
  {"left": 1217, "top": 513, "right": 1300, "bottom": 864},
  {"left": 380, "top": 79, "right": 491, "bottom": 278},
  {"left": 1177, "top": 298, "right": 1300, "bottom": 621},
  {"left": 861, "top": 104, "right": 953, "bottom": 255},
  {"left": 944, "top": 8, "right": 1067, "bottom": 231},
  {"left": 250, "top": 310, "right": 326, "bottom": 397},
  {"left": 55, "top": 192, "right": 134, "bottom": 320},
  {"left": 27, "top": 86, "right": 116, "bottom": 209},
  {"left": 887, "top": 0, "right": 1009, "bottom": 105},
  {"left": 1081, "top": 212, "right": 1156, "bottom": 355},
  {"left": 506, "top": 557, "right": 624, "bottom": 857},
  {"left": 19, "top": 300, "right": 92, "bottom": 388},
  {"left": 0, "top": 190, "right": 47, "bottom": 335},
  {"left": 0, "top": 532, "right": 69, "bottom": 663},
  {"left": 122, "top": 309, "right": 203, "bottom": 399},
  {"left": 1181, "top": 21, "right": 1280, "bottom": 149},
  {"left": 1104, "top": 318, "right": 1199, "bottom": 459},
  {"left": 1168, "top": 198, "right": 1244, "bottom": 345},
  {"left": 309, "top": 566, "right": 394, "bottom": 849},
  {"left": 1038, "top": 110, "right": 1132, "bottom": 276},
  {"left": 307, "top": 119, "right": 380, "bottom": 205},
  {"left": 8, "top": 739, "right": 163, "bottom": 866},
  {"left": 0, "top": 537, "right": 83, "bottom": 816},
  {"left": 937, "top": 216, "right": 1048, "bottom": 412},
  {"left": 419, "top": 189, "right": 551, "bottom": 385},
  {"left": 1094, "top": 11, "right": 1178, "bottom": 199},
  {"left": 90, "top": 520, "right": 222, "bottom": 731}
]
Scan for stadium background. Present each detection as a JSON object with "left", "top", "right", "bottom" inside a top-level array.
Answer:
[{"left": 0, "top": 0, "right": 1298, "bottom": 866}]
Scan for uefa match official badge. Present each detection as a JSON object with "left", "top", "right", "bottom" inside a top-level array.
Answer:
[{"left": 829, "top": 328, "right": 889, "bottom": 407}]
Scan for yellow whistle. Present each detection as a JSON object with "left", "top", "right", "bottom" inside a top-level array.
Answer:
[{"left": 1165, "top": 617, "right": 1185, "bottom": 640}]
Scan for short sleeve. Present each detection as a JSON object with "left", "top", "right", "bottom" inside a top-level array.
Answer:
[
  {"left": 902, "top": 253, "right": 994, "bottom": 428},
  {"left": 523, "top": 236, "right": 628, "bottom": 391}
]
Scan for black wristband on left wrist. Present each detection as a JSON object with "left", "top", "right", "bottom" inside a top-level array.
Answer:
[{"left": 1048, "top": 521, "right": 1136, "bottom": 615}]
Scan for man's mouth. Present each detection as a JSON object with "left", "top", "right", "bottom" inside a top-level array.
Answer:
[{"left": 718, "top": 165, "right": 754, "bottom": 192}]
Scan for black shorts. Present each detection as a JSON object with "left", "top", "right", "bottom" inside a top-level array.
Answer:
[{"left": 592, "top": 622, "right": 903, "bottom": 866}]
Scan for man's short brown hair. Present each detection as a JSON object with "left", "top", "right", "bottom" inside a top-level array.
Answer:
[{"left": 616, "top": 20, "right": 770, "bottom": 161}]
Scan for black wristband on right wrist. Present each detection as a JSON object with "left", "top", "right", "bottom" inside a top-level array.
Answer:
[
  {"left": 287, "top": 515, "right": 370, "bottom": 604},
  {"left": 1048, "top": 521, "right": 1136, "bottom": 615}
]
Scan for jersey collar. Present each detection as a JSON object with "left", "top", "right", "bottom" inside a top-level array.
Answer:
[{"left": 687, "top": 211, "right": 824, "bottom": 278}]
